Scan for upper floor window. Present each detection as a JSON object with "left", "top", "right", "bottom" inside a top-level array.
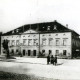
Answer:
[
  {"left": 63, "top": 39, "right": 67, "bottom": 46},
  {"left": 11, "top": 40, "right": 15, "bottom": 46},
  {"left": 16, "top": 40, "right": 19, "bottom": 46},
  {"left": 28, "top": 39, "right": 32, "bottom": 46},
  {"left": 33, "top": 39, "right": 38, "bottom": 46},
  {"left": 49, "top": 38, "right": 53, "bottom": 45},
  {"left": 23, "top": 39, "right": 27, "bottom": 46},
  {"left": 42, "top": 38, "right": 46, "bottom": 45},
  {"left": 56, "top": 39, "right": 60, "bottom": 46},
  {"left": 8, "top": 40, "right": 10, "bottom": 46}
]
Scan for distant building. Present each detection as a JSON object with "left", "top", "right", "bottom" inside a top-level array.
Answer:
[
  {"left": 0, "top": 32, "right": 2, "bottom": 54},
  {"left": 1, "top": 21, "right": 80, "bottom": 58}
]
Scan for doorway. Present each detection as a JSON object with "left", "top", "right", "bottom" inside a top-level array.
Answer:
[
  {"left": 33, "top": 50, "right": 36, "bottom": 56},
  {"left": 28, "top": 50, "right": 31, "bottom": 56},
  {"left": 23, "top": 50, "right": 25, "bottom": 56}
]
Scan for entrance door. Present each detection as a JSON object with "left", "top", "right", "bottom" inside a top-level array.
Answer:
[
  {"left": 23, "top": 50, "right": 25, "bottom": 56},
  {"left": 28, "top": 50, "right": 31, "bottom": 56},
  {"left": 33, "top": 50, "right": 36, "bottom": 56}
]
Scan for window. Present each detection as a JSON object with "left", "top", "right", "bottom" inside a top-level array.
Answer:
[
  {"left": 33, "top": 39, "right": 38, "bottom": 46},
  {"left": 53, "top": 25, "right": 57, "bottom": 30},
  {"left": 49, "top": 38, "right": 53, "bottom": 45},
  {"left": 12, "top": 30, "right": 14, "bottom": 34},
  {"left": 23, "top": 39, "right": 27, "bottom": 46},
  {"left": 49, "top": 50, "right": 52, "bottom": 54},
  {"left": 33, "top": 50, "right": 36, "bottom": 56},
  {"left": 42, "top": 39, "right": 46, "bottom": 45},
  {"left": 11, "top": 40, "right": 15, "bottom": 46},
  {"left": 56, "top": 50, "right": 59, "bottom": 56},
  {"left": 16, "top": 40, "right": 19, "bottom": 46},
  {"left": 47, "top": 26, "right": 50, "bottom": 30},
  {"left": 16, "top": 49, "right": 18, "bottom": 52},
  {"left": 28, "top": 39, "right": 32, "bottom": 46},
  {"left": 11, "top": 49, "right": 14, "bottom": 54},
  {"left": 16, "top": 29, "right": 19, "bottom": 33},
  {"left": 8, "top": 40, "right": 10, "bottom": 46},
  {"left": 63, "top": 50, "right": 67, "bottom": 55},
  {"left": 63, "top": 39, "right": 67, "bottom": 46},
  {"left": 42, "top": 50, "right": 45, "bottom": 54},
  {"left": 56, "top": 39, "right": 60, "bottom": 46}
]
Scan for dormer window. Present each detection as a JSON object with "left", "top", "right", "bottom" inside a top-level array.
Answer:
[
  {"left": 43, "top": 27, "right": 44, "bottom": 29},
  {"left": 53, "top": 25, "right": 57, "bottom": 30},
  {"left": 16, "top": 29, "right": 19, "bottom": 33},
  {"left": 12, "top": 30, "right": 14, "bottom": 34},
  {"left": 47, "top": 26, "right": 50, "bottom": 30}
]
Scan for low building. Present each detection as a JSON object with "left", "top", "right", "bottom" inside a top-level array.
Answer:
[
  {"left": 0, "top": 32, "right": 2, "bottom": 54},
  {"left": 1, "top": 21, "right": 80, "bottom": 58}
]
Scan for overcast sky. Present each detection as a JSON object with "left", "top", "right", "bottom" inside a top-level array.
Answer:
[{"left": 0, "top": 0, "right": 80, "bottom": 34}]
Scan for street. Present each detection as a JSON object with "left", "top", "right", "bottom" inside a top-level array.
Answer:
[{"left": 0, "top": 57, "right": 80, "bottom": 79}]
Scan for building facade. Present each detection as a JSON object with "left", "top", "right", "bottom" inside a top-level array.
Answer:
[{"left": 1, "top": 21, "right": 80, "bottom": 58}]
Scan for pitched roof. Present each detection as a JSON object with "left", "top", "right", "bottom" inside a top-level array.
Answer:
[{"left": 3, "top": 20, "right": 79, "bottom": 36}]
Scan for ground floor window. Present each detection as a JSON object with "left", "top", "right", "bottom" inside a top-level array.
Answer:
[
  {"left": 42, "top": 50, "right": 45, "bottom": 54},
  {"left": 11, "top": 49, "right": 14, "bottom": 54},
  {"left": 33, "top": 50, "right": 36, "bottom": 56},
  {"left": 11, "top": 49, "right": 14, "bottom": 55},
  {"left": 63, "top": 50, "right": 67, "bottom": 55},
  {"left": 42, "top": 50, "right": 45, "bottom": 56},
  {"left": 49, "top": 50, "right": 52, "bottom": 54},
  {"left": 56, "top": 50, "right": 59, "bottom": 56},
  {"left": 16, "top": 49, "right": 18, "bottom": 52}
]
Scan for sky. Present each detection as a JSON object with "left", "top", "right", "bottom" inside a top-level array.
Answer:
[{"left": 0, "top": 0, "right": 80, "bottom": 34}]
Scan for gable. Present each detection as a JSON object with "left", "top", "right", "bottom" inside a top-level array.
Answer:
[{"left": 23, "top": 29, "right": 38, "bottom": 33}]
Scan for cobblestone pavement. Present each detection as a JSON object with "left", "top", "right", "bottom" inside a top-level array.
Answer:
[{"left": 0, "top": 71, "right": 58, "bottom": 80}]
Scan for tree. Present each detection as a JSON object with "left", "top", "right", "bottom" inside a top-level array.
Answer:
[{"left": 2, "top": 39, "right": 10, "bottom": 58}]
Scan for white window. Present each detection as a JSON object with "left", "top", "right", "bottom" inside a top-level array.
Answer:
[
  {"left": 63, "top": 39, "right": 67, "bottom": 46},
  {"left": 33, "top": 39, "right": 38, "bottom": 46},
  {"left": 56, "top": 39, "right": 60, "bottom": 46},
  {"left": 53, "top": 25, "right": 57, "bottom": 30},
  {"left": 8, "top": 40, "right": 10, "bottom": 46},
  {"left": 28, "top": 39, "right": 32, "bottom": 46},
  {"left": 42, "top": 39, "right": 46, "bottom": 45},
  {"left": 16, "top": 29, "right": 19, "bottom": 33},
  {"left": 56, "top": 50, "right": 59, "bottom": 56},
  {"left": 16, "top": 40, "right": 19, "bottom": 46},
  {"left": 49, "top": 38, "right": 53, "bottom": 45},
  {"left": 23, "top": 39, "right": 27, "bottom": 46},
  {"left": 11, "top": 40, "right": 15, "bottom": 46},
  {"left": 47, "top": 26, "right": 50, "bottom": 30},
  {"left": 12, "top": 30, "right": 14, "bottom": 34}
]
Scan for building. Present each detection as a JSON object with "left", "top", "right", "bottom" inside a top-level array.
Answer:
[
  {"left": 1, "top": 20, "right": 80, "bottom": 58},
  {"left": 0, "top": 32, "right": 2, "bottom": 54}
]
